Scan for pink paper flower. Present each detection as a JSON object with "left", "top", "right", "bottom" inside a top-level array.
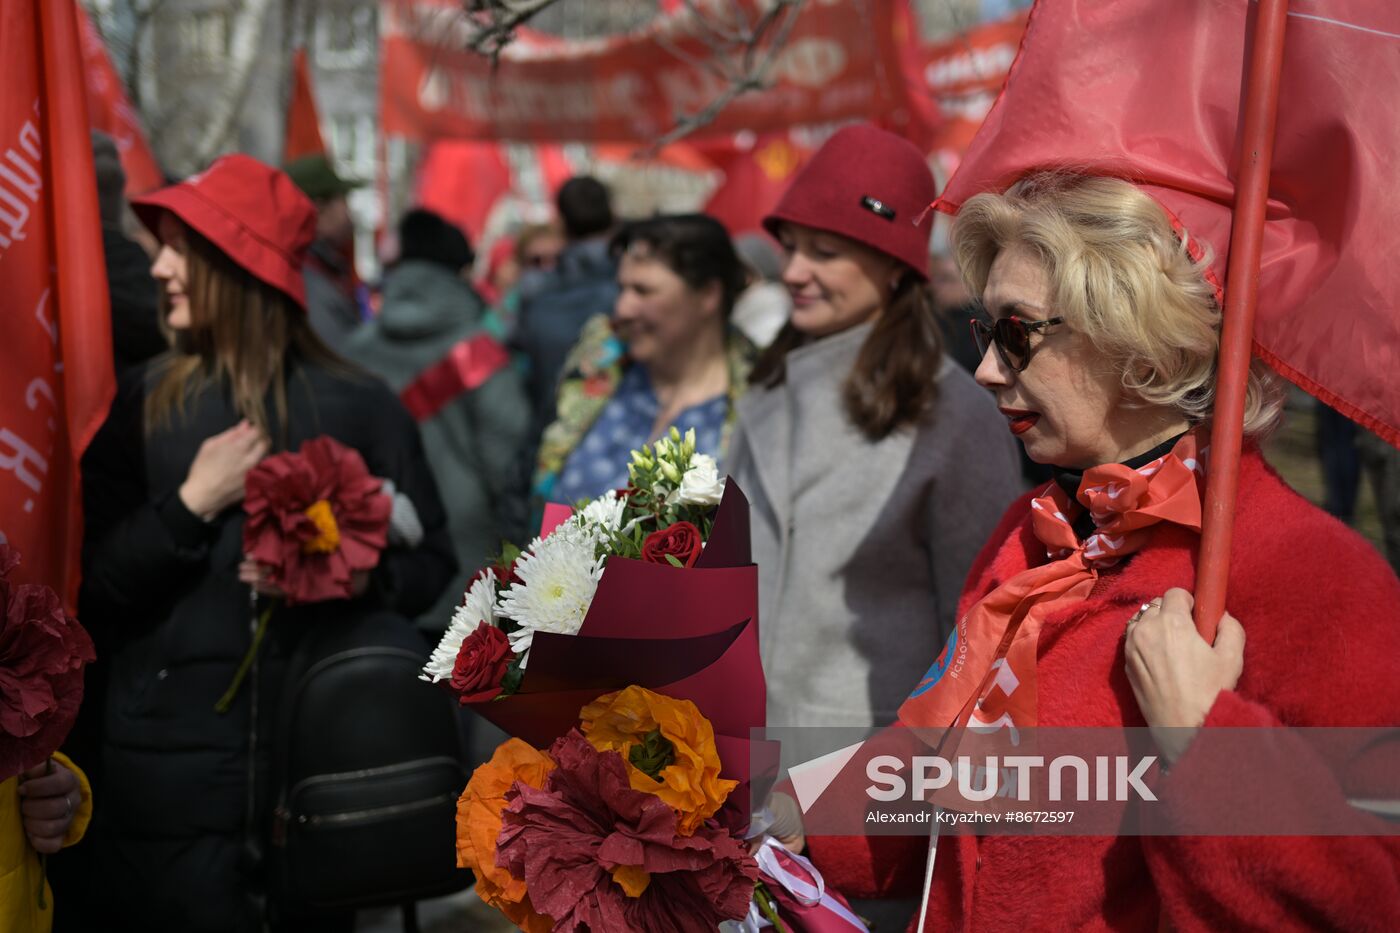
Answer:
[{"left": 496, "top": 730, "right": 758, "bottom": 932}]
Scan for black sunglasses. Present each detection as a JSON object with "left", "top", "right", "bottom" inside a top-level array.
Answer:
[{"left": 970, "top": 315, "right": 1064, "bottom": 372}]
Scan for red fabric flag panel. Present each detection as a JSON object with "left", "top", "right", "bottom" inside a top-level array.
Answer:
[
  {"left": 938, "top": 0, "right": 1400, "bottom": 445},
  {"left": 0, "top": 1, "right": 116, "bottom": 609}
]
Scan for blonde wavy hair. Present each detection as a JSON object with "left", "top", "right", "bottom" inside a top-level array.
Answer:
[{"left": 952, "top": 171, "right": 1284, "bottom": 436}]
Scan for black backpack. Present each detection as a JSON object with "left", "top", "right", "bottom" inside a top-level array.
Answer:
[{"left": 266, "top": 609, "right": 470, "bottom": 913}]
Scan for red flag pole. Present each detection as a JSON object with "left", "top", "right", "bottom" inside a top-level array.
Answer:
[{"left": 1195, "top": 0, "right": 1290, "bottom": 642}]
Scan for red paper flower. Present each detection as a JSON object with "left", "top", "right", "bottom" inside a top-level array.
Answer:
[
  {"left": 640, "top": 522, "right": 703, "bottom": 568},
  {"left": 496, "top": 730, "right": 758, "bottom": 932},
  {"left": 451, "top": 622, "right": 514, "bottom": 703},
  {"left": 0, "top": 546, "right": 96, "bottom": 782},
  {"left": 243, "top": 436, "right": 391, "bottom": 605}
]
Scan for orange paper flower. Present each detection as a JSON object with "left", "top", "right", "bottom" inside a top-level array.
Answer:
[
  {"left": 456, "top": 738, "right": 556, "bottom": 932},
  {"left": 579, "top": 686, "right": 737, "bottom": 836}
]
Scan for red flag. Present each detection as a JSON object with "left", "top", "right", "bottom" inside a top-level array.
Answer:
[
  {"left": 0, "top": 1, "right": 116, "bottom": 609},
  {"left": 75, "top": 0, "right": 162, "bottom": 194},
  {"left": 413, "top": 140, "right": 511, "bottom": 243},
  {"left": 937, "top": 0, "right": 1400, "bottom": 446},
  {"left": 284, "top": 47, "right": 328, "bottom": 163},
  {"left": 535, "top": 144, "right": 575, "bottom": 199},
  {"left": 700, "top": 132, "right": 811, "bottom": 237}
]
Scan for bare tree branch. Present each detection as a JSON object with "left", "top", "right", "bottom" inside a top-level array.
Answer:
[
  {"left": 456, "top": 0, "right": 808, "bottom": 151},
  {"left": 461, "top": 0, "right": 566, "bottom": 64},
  {"left": 642, "top": 0, "right": 804, "bottom": 155}
]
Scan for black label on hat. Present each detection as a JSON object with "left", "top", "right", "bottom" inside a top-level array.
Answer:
[{"left": 860, "top": 196, "right": 896, "bottom": 221}]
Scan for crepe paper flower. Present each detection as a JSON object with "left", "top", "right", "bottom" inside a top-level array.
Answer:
[
  {"left": 498, "top": 522, "right": 605, "bottom": 665},
  {"left": 456, "top": 739, "right": 556, "bottom": 933},
  {"left": 640, "top": 521, "right": 703, "bottom": 569},
  {"left": 496, "top": 731, "right": 758, "bottom": 932},
  {"left": 219, "top": 436, "right": 391, "bottom": 713},
  {"left": 0, "top": 546, "right": 96, "bottom": 783},
  {"left": 422, "top": 571, "right": 498, "bottom": 685},
  {"left": 579, "top": 686, "right": 738, "bottom": 837},
  {"left": 670, "top": 453, "right": 726, "bottom": 508},
  {"left": 242, "top": 436, "right": 390, "bottom": 606}
]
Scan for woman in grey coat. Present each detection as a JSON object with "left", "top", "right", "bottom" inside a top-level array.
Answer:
[{"left": 726, "top": 125, "right": 1024, "bottom": 734}]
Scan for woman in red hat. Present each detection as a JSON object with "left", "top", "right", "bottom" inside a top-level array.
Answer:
[
  {"left": 725, "top": 124, "right": 1023, "bottom": 927},
  {"left": 728, "top": 124, "right": 1022, "bottom": 729},
  {"left": 74, "top": 155, "right": 456, "bottom": 932}
]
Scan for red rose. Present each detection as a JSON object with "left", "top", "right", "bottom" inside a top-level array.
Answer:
[
  {"left": 0, "top": 546, "right": 96, "bottom": 781},
  {"left": 641, "top": 521, "right": 702, "bottom": 568},
  {"left": 242, "top": 436, "right": 391, "bottom": 605},
  {"left": 451, "top": 622, "right": 514, "bottom": 703}
]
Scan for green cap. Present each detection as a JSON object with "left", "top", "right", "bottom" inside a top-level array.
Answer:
[{"left": 284, "top": 154, "right": 364, "bottom": 201}]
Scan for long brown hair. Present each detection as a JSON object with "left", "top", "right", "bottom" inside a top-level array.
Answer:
[
  {"left": 750, "top": 277, "right": 944, "bottom": 440},
  {"left": 145, "top": 221, "right": 348, "bottom": 444}
]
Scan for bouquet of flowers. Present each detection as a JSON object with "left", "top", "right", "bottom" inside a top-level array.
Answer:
[
  {"left": 217, "top": 435, "right": 390, "bottom": 712},
  {"left": 423, "top": 430, "right": 867, "bottom": 932},
  {"left": 0, "top": 545, "right": 96, "bottom": 782}
]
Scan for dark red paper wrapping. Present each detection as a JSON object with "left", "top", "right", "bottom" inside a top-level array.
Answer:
[{"left": 465, "top": 482, "right": 769, "bottom": 825}]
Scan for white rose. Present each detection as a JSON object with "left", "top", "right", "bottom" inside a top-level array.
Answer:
[{"left": 670, "top": 454, "right": 726, "bottom": 507}]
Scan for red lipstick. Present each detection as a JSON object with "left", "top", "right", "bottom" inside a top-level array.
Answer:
[{"left": 999, "top": 407, "right": 1040, "bottom": 436}]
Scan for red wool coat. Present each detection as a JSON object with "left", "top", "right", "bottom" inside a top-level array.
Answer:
[{"left": 807, "top": 448, "right": 1400, "bottom": 932}]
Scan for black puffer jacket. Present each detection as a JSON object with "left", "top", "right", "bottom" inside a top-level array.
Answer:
[{"left": 76, "top": 354, "right": 456, "bottom": 932}]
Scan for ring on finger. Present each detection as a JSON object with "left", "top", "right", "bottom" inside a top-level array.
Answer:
[{"left": 64, "top": 793, "right": 73, "bottom": 820}]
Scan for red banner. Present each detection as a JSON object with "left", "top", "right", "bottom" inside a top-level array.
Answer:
[
  {"left": 1, "top": 1, "right": 116, "bottom": 608},
  {"left": 284, "top": 47, "right": 328, "bottom": 163},
  {"left": 381, "top": 0, "right": 920, "bottom": 143},
  {"left": 912, "top": 11, "right": 1027, "bottom": 161},
  {"left": 75, "top": 0, "right": 162, "bottom": 194}
]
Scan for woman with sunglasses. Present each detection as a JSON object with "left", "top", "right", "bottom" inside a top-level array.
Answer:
[
  {"left": 727, "top": 125, "right": 1021, "bottom": 728},
  {"left": 804, "top": 172, "right": 1400, "bottom": 930}
]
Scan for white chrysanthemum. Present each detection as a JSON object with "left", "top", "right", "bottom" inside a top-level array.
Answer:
[
  {"left": 420, "top": 572, "right": 497, "bottom": 683},
  {"left": 579, "top": 489, "right": 627, "bottom": 532},
  {"left": 670, "top": 453, "right": 726, "bottom": 507},
  {"left": 499, "top": 522, "right": 605, "bottom": 664}
]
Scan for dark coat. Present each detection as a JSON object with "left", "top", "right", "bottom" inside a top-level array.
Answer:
[
  {"left": 343, "top": 260, "right": 532, "bottom": 631},
  {"left": 806, "top": 448, "right": 1400, "bottom": 932},
  {"left": 77, "top": 354, "right": 456, "bottom": 932},
  {"left": 514, "top": 238, "right": 619, "bottom": 425}
]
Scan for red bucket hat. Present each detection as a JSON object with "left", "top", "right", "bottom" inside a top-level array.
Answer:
[
  {"left": 131, "top": 154, "right": 317, "bottom": 310},
  {"left": 763, "top": 124, "right": 936, "bottom": 281}
]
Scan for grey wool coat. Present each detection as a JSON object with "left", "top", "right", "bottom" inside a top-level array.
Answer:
[
  {"left": 344, "top": 261, "right": 532, "bottom": 633},
  {"left": 726, "top": 323, "right": 1024, "bottom": 730}
]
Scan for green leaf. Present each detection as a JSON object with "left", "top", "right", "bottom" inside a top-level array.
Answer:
[
  {"left": 499, "top": 654, "right": 526, "bottom": 697},
  {"left": 664, "top": 553, "right": 684, "bottom": 568},
  {"left": 628, "top": 727, "right": 676, "bottom": 781}
]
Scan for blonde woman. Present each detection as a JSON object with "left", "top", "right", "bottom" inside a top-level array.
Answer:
[{"left": 808, "top": 172, "right": 1400, "bottom": 931}]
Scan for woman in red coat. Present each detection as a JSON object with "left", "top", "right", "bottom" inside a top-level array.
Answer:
[{"left": 806, "top": 172, "right": 1400, "bottom": 931}]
